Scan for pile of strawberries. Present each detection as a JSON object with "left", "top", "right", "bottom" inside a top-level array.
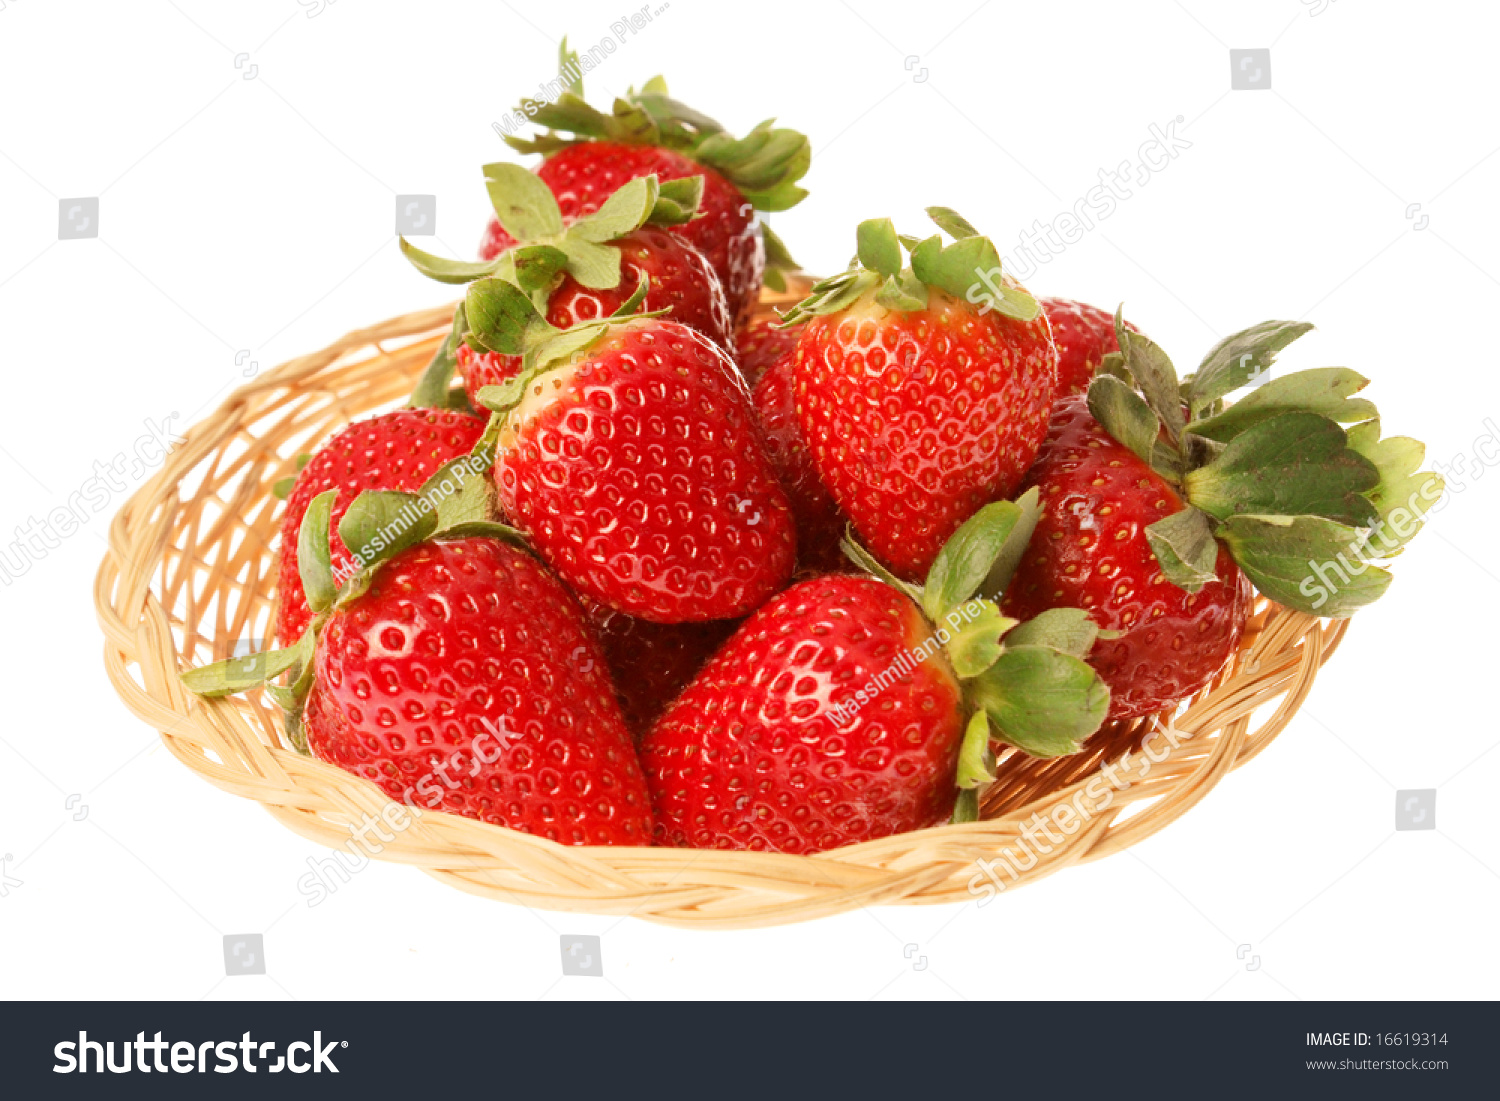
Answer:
[{"left": 187, "top": 50, "right": 1440, "bottom": 856}]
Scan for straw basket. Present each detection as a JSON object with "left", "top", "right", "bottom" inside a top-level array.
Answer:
[{"left": 94, "top": 279, "right": 1348, "bottom": 929}]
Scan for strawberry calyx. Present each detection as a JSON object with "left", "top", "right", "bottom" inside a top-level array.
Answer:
[
  {"left": 401, "top": 170, "right": 702, "bottom": 312},
  {"left": 841, "top": 489, "right": 1113, "bottom": 818},
  {"left": 1089, "top": 311, "right": 1443, "bottom": 617},
  {"left": 270, "top": 451, "right": 313, "bottom": 501},
  {"left": 779, "top": 207, "right": 1039, "bottom": 327},
  {"left": 502, "top": 51, "right": 811, "bottom": 214},
  {"left": 443, "top": 273, "right": 665, "bottom": 470},
  {"left": 180, "top": 455, "right": 524, "bottom": 747},
  {"left": 760, "top": 223, "right": 801, "bottom": 293},
  {"left": 464, "top": 268, "right": 660, "bottom": 396},
  {"left": 406, "top": 304, "right": 480, "bottom": 413}
]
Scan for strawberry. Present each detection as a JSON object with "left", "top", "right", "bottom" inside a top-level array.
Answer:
[
  {"left": 1001, "top": 395, "right": 1254, "bottom": 718},
  {"left": 487, "top": 53, "right": 809, "bottom": 324},
  {"left": 480, "top": 143, "right": 764, "bottom": 324},
  {"left": 735, "top": 314, "right": 801, "bottom": 388},
  {"left": 581, "top": 598, "right": 737, "bottom": 736},
  {"left": 460, "top": 277, "right": 797, "bottom": 623},
  {"left": 783, "top": 209, "right": 1058, "bottom": 581},
  {"left": 1002, "top": 314, "right": 1442, "bottom": 718},
  {"left": 187, "top": 479, "right": 654, "bottom": 846},
  {"left": 305, "top": 539, "right": 650, "bottom": 844},
  {"left": 1040, "top": 296, "right": 1140, "bottom": 397},
  {"left": 272, "top": 407, "right": 485, "bottom": 645},
  {"left": 751, "top": 349, "right": 848, "bottom": 574},
  {"left": 640, "top": 498, "right": 1113, "bottom": 853},
  {"left": 405, "top": 168, "right": 732, "bottom": 410}
]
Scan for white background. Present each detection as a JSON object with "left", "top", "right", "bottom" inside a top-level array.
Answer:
[{"left": 1, "top": 0, "right": 1496, "bottom": 1001}]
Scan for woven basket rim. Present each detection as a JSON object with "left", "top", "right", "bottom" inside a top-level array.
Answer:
[{"left": 93, "top": 284, "right": 1347, "bottom": 929}]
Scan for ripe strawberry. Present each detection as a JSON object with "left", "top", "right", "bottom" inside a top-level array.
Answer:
[
  {"left": 751, "top": 350, "right": 848, "bottom": 574},
  {"left": 1040, "top": 297, "right": 1140, "bottom": 397},
  {"left": 488, "top": 60, "right": 809, "bottom": 325},
  {"left": 405, "top": 168, "right": 733, "bottom": 409},
  {"left": 1001, "top": 395, "right": 1253, "bottom": 718},
  {"left": 458, "top": 222, "right": 731, "bottom": 409},
  {"left": 734, "top": 314, "right": 801, "bottom": 388},
  {"left": 462, "top": 278, "right": 796, "bottom": 623},
  {"left": 581, "top": 598, "right": 737, "bottom": 736},
  {"left": 188, "top": 482, "right": 655, "bottom": 845},
  {"left": 481, "top": 143, "right": 764, "bottom": 322},
  {"left": 273, "top": 408, "right": 485, "bottom": 645},
  {"left": 1002, "top": 315, "right": 1441, "bottom": 718},
  {"left": 784, "top": 209, "right": 1058, "bottom": 580},
  {"left": 640, "top": 498, "right": 1112, "bottom": 853},
  {"left": 306, "top": 538, "right": 652, "bottom": 844}
]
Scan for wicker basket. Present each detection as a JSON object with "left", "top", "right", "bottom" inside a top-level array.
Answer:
[{"left": 94, "top": 281, "right": 1347, "bottom": 929}]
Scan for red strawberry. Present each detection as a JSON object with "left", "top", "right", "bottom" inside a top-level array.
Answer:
[
  {"left": 1001, "top": 396, "right": 1253, "bottom": 718},
  {"left": 642, "top": 574, "right": 961, "bottom": 851},
  {"left": 405, "top": 169, "right": 733, "bottom": 409},
  {"left": 188, "top": 472, "right": 657, "bottom": 845},
  {"left": 463, "top": 280, "right": 796, "bottom": 623},
  {"left": 458, "top": 221, "right": 731, "bottom": 409},
  {"left": 640, "top": 500, "right": 1112, "bottom": 853},
  {"left": 273, "top": 408, "right": 485, "bottom": 645},
  {"left": 751, "top": 350, "right": 848, "bottom": 574},
  {"left": 490, "top": 65, "right": 809, "bottom": 325},
  {"left": 734, "top": 314, "right": 801, "bottom": 388},
  {"left": 1002, "top": 315, "right": 1439, "bottom": 718},
  {"left": 581, "top": 598, "right": 737, "bottom": 736},
  {"left": 304, "top": 537, "right": 652, "bottom": 844},
  {"left": 785, "top": 210, "right": 1057, "bottom": 580},
  {"left": 482, "top": 143, "right": 765, "bottom": 324},
  {"left": 1040, "top": 297, "right": 1140, "bottom": 397}
]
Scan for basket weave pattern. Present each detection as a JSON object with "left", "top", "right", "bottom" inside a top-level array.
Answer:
[{"left": 94, "top": 291, "right": 1347, "bottom": 929}]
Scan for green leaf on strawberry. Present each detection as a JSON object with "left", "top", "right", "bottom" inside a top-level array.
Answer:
[
  {"left": 760, "top": 224, "right": 800, "bottom": 292},
  {"left": 1184, "top": 412, "right": 1380, "bottom": 526},
  {"left": 1188, "top": 366, "right": 1378, "bottom": 443},
  {"left": 501, "top": 64, "right": 810, "bottom": 215},
  {"left": 921, "top": 492, "right": 1039, "bottom": 622},
  {"left": 1144, "top": 507, "right": 1220, "bottom": 593},
  {"left": 1345, "top": 420, "right": 1444, "bottom": 557},
  {"left": 1087, "top": 373, "right": 1158, "bottom": 466},
  {"left": 180, "top": 639, "right": 306, "bottom": 698},
  {"left": 337, "top": 490, "right": 440, "bottom": 573},
  {"left": 967, "top": 646, "right": 1112, "bottom": 760},
  {"left": 1077, "top": 314, "right": 1439, "bottom": 618},
  {"left": 856, "top": 218, "right": 902, "bottom": 277},
  {"left": 298, "top": 490, "right": 338, "bottom": 614},
  {"left": 1113, "top": 307, "right": 1186, "bottom": 447},
  {"left": 403, "top": 170, "right": 704, "bottom": 311},
  {"left": 1189, "top": 319, "right": 1315, "bottom": 415},
  {"left": 952, "top": 711, "right": 998, "bottom": 823},
  {"left": 781, "top": 208, "right": 1039, "bottom": 325},
  {"left": 998, "top": 608, "right": 1104, "bottom": 659},
  {"left": 1217, "top": 514, "right": 1392, "bottom": 617},
  {"left": 407, "top": 306, "right": 469, "bottom": 410},
  {"left": 945, "top": 603, "right": 1018, "bottom": 680},
  {"left": 843, "top": 491, "right": 1111, "bottom": 769}
]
